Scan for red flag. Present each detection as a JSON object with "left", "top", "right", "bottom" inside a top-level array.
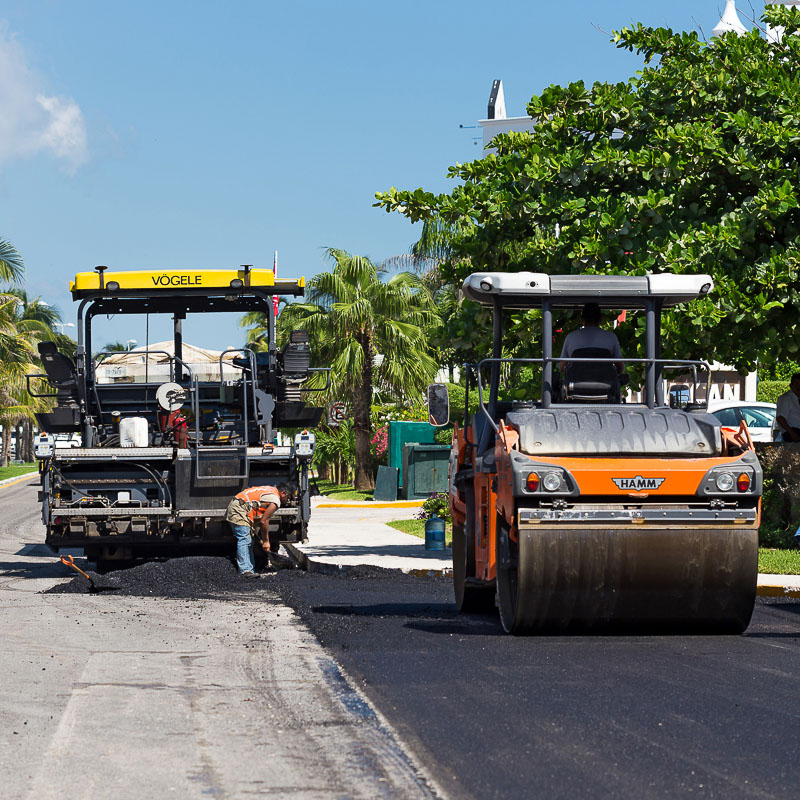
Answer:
[
  {"left": 614, "top": 309, "right": 627, "bottom": 328},
  {"left": 273, "top": 250, "right": 279, "bottom": 317}
]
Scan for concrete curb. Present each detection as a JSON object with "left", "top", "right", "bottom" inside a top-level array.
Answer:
[
  {"left": 316, "top": 500, "right": 424, "bottom": 509},
  {"left": 0, "top": 470, "right": 39, "bottom": 489},
  {"left": 757, "top": 575, "right": 800, "bottom": 599},
  {"left": 757, "top": 586, "right": 800, "bottom": 598}
]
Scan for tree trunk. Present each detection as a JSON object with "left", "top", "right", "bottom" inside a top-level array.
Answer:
[
  {"left": 318, "top": 462, "right": 329, "bottom": 481},
  {"left": 1, "top": 425, "right": 10, "bottom": 467},
  {"left": 353, "top": 333, "right": 375, "bottom": 491},
  {"left": 22, "top": 418, "right": 34, "bottom": 463}
]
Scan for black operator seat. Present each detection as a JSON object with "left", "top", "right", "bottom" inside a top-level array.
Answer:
[
  {"left": 562, "top": 347, "right": 620, "bottom": 404},
  {"left": 38, "top": 341, "right": 80, "bottom": 406}
]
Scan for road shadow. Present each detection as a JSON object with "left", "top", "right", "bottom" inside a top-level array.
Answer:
[
  {"left": 313, "top": 602, "right": 455, "bottom": 618},
  {"left": 16, "top": 543, "right": 56, "bottom": 558},
  {"left": 0, "top": 544, "right": 86, "bottom": 581},
  {"left": 0, "top": 559, "right": 76, "bottom": 580}
]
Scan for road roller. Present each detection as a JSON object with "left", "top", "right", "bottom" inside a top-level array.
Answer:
[{"left": 431, "top": 272, "right": 761, "bottom": 634}]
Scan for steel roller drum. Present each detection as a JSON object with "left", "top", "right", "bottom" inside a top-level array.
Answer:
[{"left": 497, "top": 525, "right": 758, "bottom": 634}]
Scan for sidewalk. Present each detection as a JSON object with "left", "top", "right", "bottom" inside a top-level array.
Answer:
[
  {"left": 286, "top": 499, "right": 451, "bottom": 576},
  {"left": 289, "top": 501, "right": 800, "bottom": 595}
]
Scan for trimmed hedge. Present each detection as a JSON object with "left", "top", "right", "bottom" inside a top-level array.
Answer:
[{"left": 757, "top": 380, "right": 789, "bottom": 403}]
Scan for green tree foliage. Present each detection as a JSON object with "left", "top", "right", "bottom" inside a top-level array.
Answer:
[
  {"left": 0, "top": 242, "right": 75, "bottom": 462},
  {"left": 756, "top": 380, "right": 789, "bottom": 403},
  {"left": 252, "top": 248, "right": 440, "bottom": 490},
  {"left": 313, "top": 420, "right": 356, "bottom": 484},
  {"left": 376, "top": 7, "right": 800, "bottom": 371},
  {"left": 759, "top": 359, "right": 800, "bottom": 381},
  {"left": 0, "top": 239, "right": 24, "bottom": 284}
]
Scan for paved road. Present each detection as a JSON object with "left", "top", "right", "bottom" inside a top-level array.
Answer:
[
  {"left": 6, "top": 475, "right": 800, "bottom": 799},
  {"left": 0, "top": 478, "right": 437, "bottom": 800},
  {"left": 270, "top": 568, "right": 800, "bottom": 800}
]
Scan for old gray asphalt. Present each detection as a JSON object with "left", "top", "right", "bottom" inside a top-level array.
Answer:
[{"left": 0, "top": 477, "right": 438, "bottom": 800}]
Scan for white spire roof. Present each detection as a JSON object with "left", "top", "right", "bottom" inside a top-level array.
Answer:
[
  {"left": 766, "top": 0, "right": 800, "bottom": 44},
  {"left": 712, "top": 0, "right": 747, "bottom": 37}
]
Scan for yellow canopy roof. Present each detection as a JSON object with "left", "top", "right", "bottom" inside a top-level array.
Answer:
[{"left": 70, "top": 267, "right": 305, "bottom": 296}]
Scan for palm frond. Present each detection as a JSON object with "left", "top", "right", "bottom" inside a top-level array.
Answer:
[{"left": 0, "top": 239, "right": 25, "bottom": 284}]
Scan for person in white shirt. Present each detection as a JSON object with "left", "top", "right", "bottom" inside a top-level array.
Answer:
[
  {"left": 559, "top": 303, "right": 624, "bottom": 376},
  {"left": 776, "top": 373, "right": 800, "bottom": 442}
]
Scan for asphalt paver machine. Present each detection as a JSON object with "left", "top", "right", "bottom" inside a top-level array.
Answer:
[
  {"left": 33, "top": 266, "right": 325, "bottom": 569},
  {"left": 441, "top": 272, "right": 761, "bottom": 634}
]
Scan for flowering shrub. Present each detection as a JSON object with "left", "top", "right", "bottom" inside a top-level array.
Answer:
[
  {"left": 370, "top": 425, "right": 389, "bottom": 457},
  {"left": 416, "top": 492, "right": 451, "bottom": 523},
  {"left": 372, "top": 403, "right": 428, "bottom": 425}
]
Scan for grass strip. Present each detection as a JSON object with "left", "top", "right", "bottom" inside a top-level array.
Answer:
[
  {"left": 0, "top": 463, "right": 38, "bottom": 482},
  {"left": 386, "top": 518, "right": 453, "bottom": 548},
  {"left": 314, "top": 479, "right": 374, "bottom": 502},
  {"left": 758, "top": 547, "right": 800, "bottom": 575}
]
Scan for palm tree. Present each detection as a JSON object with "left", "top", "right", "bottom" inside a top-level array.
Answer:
[
  {"left": 3, "top": 290, "right": 75, "bottom": 460},
  {"left": 256, "top": 248, "right": 441, "bottom": 490},
  {"left": 0, "top": 296, "right": 50, "bottom": 465},
  {"left": 0, "top": 239, "right": 24, "bottom": 285}
]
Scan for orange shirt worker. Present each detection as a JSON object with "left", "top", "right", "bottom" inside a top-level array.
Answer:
[{"left": 225, "top": 485, "right": 288, "bottom": 576}]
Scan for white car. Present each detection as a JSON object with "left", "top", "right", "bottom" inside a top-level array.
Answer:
[{"left": 707, "top": 401, "right": 777, "bottom": 442}]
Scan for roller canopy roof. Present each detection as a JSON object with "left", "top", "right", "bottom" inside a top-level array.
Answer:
[
  {"left": 70, "top": 268, "right": 305, "bottom": 299},
  {"left": 460, "top": 272, "right": 713, "bottom": 309}
]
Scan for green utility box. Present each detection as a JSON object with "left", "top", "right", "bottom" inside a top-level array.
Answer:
[
  {"left": 373, "top": 465, "right": 399, "bottom": 501},
  {"left": 388, "top": 421, "right": 435, "bottom": 488},
  {"left": 401, "top": 444, "right": 450, "bottom": 500}
]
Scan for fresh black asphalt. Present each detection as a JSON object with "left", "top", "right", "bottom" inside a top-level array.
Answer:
[{"left": 270, "top": 569, "right": 800, "bottom": 800}]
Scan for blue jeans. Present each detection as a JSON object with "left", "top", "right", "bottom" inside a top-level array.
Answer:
[{"left": 230, "top": 523, "right": 254, "bottom": 573}]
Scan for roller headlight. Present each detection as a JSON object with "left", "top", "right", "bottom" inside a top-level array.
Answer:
[
  {"left": 715, "top": 472, "right": 735, "bottom": 492},
  {"left": 542, "top": 472, "right": 562, "bottom": 492}
]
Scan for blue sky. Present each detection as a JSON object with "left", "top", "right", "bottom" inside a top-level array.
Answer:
[{"left": 0, "top": 1, "right": 772, "bottom": 349}]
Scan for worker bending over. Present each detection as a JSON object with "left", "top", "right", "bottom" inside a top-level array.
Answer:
[{"left": 225, "top": 484, "right": 290, "bottom": 576}]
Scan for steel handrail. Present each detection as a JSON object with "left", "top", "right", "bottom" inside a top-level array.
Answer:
[
  {"left": 472, "top": 356, "right": 712, "bottom": 433},
  {"left": 188, "top": 348, "right": 257, "bottom": 483},
  {"left": 301, "top": 367, "right": 332, "bottom": 393},
  {"left": 91, "top": 350, "right": 194, "bottom": 383},
  {"left": 26, "top": 373, "right": 58, "bottom": 398}
]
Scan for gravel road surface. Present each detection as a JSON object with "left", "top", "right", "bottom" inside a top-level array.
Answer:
[{"left": 0, "top": 478, "right": 438, "bottom": 800}]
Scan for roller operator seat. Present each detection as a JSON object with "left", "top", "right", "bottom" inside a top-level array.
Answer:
[{"left": 561, "top": 347, "right": 621, "bottom": 404}]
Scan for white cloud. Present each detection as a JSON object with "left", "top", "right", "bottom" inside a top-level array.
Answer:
[{"left": 0, "top": 28, "right": 87, "bottom": 173}]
